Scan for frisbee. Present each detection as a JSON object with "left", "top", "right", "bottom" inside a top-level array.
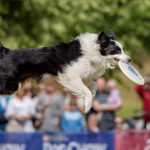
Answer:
[{"left": 118, "top": 61, "right": 145, "bottom": 85}]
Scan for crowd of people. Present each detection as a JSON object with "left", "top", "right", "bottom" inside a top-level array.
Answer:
[{"left": 0, "top": 76, "right": 149, "bottom": 133}]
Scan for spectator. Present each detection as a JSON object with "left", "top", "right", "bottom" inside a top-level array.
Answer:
[
  {"left": 135, "top": 75, "right": 150, "bottom": 125},
  {"left": 114, "top": 116, "right": 124, "bottom": 130},
  {"left": 0, "top": 96, "right": 11, "bottom": 130},
  {"left": 92, "top": 77, "right": 109, "bottom": 129},
  {"left": 63, "top": 88, "right": 84, "bottom": 114},
  {"left": 107, "top": 79, "right": 122, "bottom": 109},
  {"left": 24, "top": 82, "right": 33, "bottom": 98},
  {"left": 87, "top": 77, "right": 108, "bottom": 119},
  {"left": 34, "top": 85, "right": 47, "bottom": 114},
  {"left": 39, "top": 87, "right": 64, "bottom": 131},
  {"left": 88, "top": 113, "right": 99, "bottom": 133},
  {"left": 5, "top": 88, "right": 35, "bottom": 132},
  {"left": 33, "top": 85, "right": 47, "bottom": 129},
  {"left": 61, "top": 96, "right": 84, "bottom": 132},
  {"left": 93, "top": 77, "right": 122, "bottom": 131},
  {"left": 63, "top": 88, "right": 72, "bottom": 111}
]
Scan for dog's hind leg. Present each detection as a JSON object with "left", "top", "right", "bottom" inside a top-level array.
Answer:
[{"left": 57, "top": 75, "right": 93, "bottom": 113}]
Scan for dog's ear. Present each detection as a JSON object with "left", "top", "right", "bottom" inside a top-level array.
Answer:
[
  {"left": 109, "top": 29, "right": 115, "bottom": 40},
  {"left": 98, "top": 31, "right": 110, "bottom": 48}
]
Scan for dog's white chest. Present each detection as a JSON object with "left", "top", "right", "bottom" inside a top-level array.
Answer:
[{"left": 81, "top": 62, "right": 106, "bottom": 80}]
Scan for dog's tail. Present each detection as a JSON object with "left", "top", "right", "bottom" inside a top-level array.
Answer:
[{"left": 0, "top": 42, "right": 10, "bottom": 58}]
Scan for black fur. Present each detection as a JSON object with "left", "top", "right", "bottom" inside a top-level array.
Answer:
[
  {"left": 108, "top": 29, "right": 115, "bottom": 40},
  {"left": 98, "top": 31, "right": 121, "bottom": 56},
  {"left": 97, "top": 31, "right": 110, "bottom": 48},
  {"left": 100, "top": 40, "right": 122, "bottom": 56},
  {"left": 0, "top": 39, "right": 83, "bottom": 95}
]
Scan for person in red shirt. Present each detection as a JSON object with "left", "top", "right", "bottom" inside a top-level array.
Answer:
[{"left": 135, "top": 76, "right": 150, "bottom": 122}]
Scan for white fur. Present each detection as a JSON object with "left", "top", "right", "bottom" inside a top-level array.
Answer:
[
  {"left": 41, "top": 33, "right": 130, "bottom": 113},
  {"left": 57, "top": 33, "right": 110, "bottom": 112},
  {"left": 18, "top": 83, "right": 22, "bottom": 91},
  {"left": 112, "top": 40, "right": 131, "bottom": 64}
]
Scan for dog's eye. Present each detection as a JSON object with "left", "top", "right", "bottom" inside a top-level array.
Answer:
[{"left": 117, "top": 50, "right": 121, "bottom": 54}]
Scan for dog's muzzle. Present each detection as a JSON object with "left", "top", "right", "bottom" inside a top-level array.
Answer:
[{"left": 127, "top": 57, "right": 131, "bottom": 63}]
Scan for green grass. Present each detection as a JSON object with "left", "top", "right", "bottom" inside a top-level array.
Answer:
[{"left": 116, "top": 98, "right": 142, "bottom": 119}]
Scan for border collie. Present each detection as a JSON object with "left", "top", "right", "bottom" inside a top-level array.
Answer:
[{"left": 0, "top": 30, "right": 131, "bottom": 112}]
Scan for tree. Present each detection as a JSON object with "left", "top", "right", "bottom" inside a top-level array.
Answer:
[{"left": 0, "top": 0, "right": 150, "bottom": 73}]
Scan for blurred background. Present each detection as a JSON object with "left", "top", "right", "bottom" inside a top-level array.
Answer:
[
  {"left": 1, "top": 0, "right": 150, "bottom": 118},
  {"left": 0, "top": 0, "right": 150, "bottom": 146}
]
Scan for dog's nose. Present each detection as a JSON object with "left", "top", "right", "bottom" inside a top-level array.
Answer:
[{"left": 128, "top": 58, "right": 131, "bottom": 63}]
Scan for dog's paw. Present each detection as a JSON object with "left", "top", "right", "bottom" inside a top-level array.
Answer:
[{"left": 84, "top": 99, "right": 92, "bottom": 113}]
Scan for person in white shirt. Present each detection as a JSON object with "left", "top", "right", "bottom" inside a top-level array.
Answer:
[{"left": 5, "top": 88, "right": 35, "bottom": 132}]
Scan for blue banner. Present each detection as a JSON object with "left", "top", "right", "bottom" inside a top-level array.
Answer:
[{"left": 0, "top": 131, "right": 115, "bottom": 150}]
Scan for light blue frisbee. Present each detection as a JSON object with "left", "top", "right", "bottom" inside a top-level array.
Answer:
[{"left": 119, "top": 61, "right": 145, "bottom": 85}]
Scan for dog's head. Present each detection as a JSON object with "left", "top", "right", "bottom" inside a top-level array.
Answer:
[{"left": 97, "top": 30, "right": 131, "bottom": 65}]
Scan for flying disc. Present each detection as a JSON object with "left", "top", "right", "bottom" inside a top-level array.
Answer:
[{"left": 118, "top": 61, "right": 145, "bottom": 85}]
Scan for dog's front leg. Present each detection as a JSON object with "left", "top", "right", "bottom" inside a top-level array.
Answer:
[
  {"left": 58, "top": 75, "right": 93, "bottom": 113},
  {"left": 84, "top": 80, "right": 97, "bottom": 99}
]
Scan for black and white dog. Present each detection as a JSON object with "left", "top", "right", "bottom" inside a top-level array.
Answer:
[{"left": 0, "top": 30, "right": 131, "bottom": 112}]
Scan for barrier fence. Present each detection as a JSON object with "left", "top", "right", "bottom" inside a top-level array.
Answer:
[
  {"left": 115, "top": 130, "right": 150, "bottom": 150},
  {"left": 0, "top": 131, "right": 114, "bottom": 150},
  {"left": 0, "top": 130, "right": 150, "bottom": 150}
]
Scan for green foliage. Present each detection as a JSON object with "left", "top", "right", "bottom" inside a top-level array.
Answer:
[{"left": 0, "top": 0, "right": 150, "bottom": 67}]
